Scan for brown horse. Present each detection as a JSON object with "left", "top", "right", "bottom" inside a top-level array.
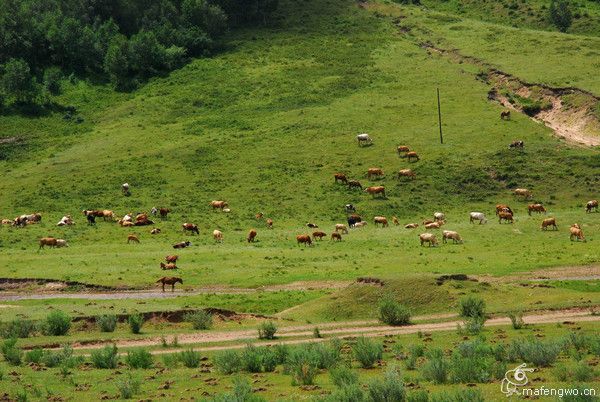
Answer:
[{"left": 157, "top": 277, "right": 183, "bottom": 292}]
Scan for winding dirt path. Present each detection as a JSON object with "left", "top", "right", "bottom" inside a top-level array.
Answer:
[{"left": 62, "top": 308, "right": 598, "bottom": 355}]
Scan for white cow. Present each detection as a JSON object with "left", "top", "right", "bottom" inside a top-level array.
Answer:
[
  {"left": 357, "top": 133, "right": 372, "bottom": 146},
  {"left": 122, "top": 183, "right": 130, "bottom": 194},
  {"left": 55, "top": 239, "right": 69, "bottom": 248},
  {"left": 469, "top": 212, "right": 487, "bottom": 224},
  {"left": 434, "top": 212, "right": 445, "bottom": 222},
  {"left": 56, "top": 215, "right": 74, "bottom": 226}
]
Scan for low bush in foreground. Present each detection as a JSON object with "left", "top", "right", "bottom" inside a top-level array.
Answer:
[
  {"left": 214, "top": 350, "right": 242, "bottom": 374},
  {"left": 128, "top": 314, "right": 144, "bottom": 334},
  {"left": 126, "top": 348, "right": 153, "bottom": 369},
  {"left": 353, "top": 337, "right": 383, "bottom": 369},
  {"left": 91, "top": 344, "right": 119, "bottom": 369},
  {"left": 179, "top": 349, "right": 201, "bottom": 368},
  {"left": 1, "top": 338, "right": 22, "bottom": 366},
  {"left": 43, "top": 311, "right": 71, "bottom": 336},
  {"left": 0, "top": 319, "right": 35, "bottom": 338}
]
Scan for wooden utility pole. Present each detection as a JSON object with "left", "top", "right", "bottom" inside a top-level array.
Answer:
[{"left": 437, "top": 88, "right": 443, "bottom": 144}]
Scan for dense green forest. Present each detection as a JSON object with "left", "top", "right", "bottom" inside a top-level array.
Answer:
[{"left": 0, "top": 0, "right": 278, "bottom": 104}]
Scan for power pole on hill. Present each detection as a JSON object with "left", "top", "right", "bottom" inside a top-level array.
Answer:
[{"left": 437, "top": 88, "right": 443, "bottom": 144}]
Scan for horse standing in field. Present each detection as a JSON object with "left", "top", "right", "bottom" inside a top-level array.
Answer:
[{"left": 157, "top": 277, "right": 183, "bottom": 292}]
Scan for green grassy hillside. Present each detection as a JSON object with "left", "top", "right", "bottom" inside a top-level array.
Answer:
[{"left": 0, "top": 0, "right": 599, "bottom": 289}]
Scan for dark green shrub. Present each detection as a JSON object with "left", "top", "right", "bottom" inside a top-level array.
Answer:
[
  {"left": 562, "top": 384, "right": 598, "bottom": 402},
  {"left": 353, "top": 337, "right": 383, "bottom": 369},
  {"left": 90, "top": 344, "right": 119, "bottom": 369},
  {"left": 422, "top": 353, "right": 448, "bottom": 384},
  {"left": 274, "top": 343, "right": 289, "bottom": 364},
  {"left": 44, "top": 311, "right": 71, "bottom": 336},
  {"left": 128, "top": 314, "right": 144, "bottom": 334},
  {"left": 41, "top": 345, "right": 80, "bottom": 368},
  {"left": 214, "top": 350, "right": 242, "bottom": 374},
  {"left": 0, "top": 319, "right": 35, "bottom": 338},
  {"left": 24, "top": 348, "right": 44, "bottom": 364},
  {"left": 1, "top": 338, "right": 22, "bottom": 366},
  {"left": 407, "top": 390, "right": 429, "bottom": 402},
  {"left": 96, "top": 315, "right": 117, "bottom": 333},
  {"left": 241, "top": 344, "right": 263, "bottom": 373},
  {"left": 459, "top": 296, "right": 485, "bottom": 318},
  {"left": 257, "top": 321, "right": 277, "bottom": 339},
  {"left": 43, "top": 67, "right": 62, "bottom": 96},
  {"left": 326, "top": 384, "right": 365, "bottom": 402},
  {"left": 179, "top": 348, "right": 201, "bottom": 368},
  {"left": 117, "top": 375, "right": 141, "bottom": 399},
  {"left": 261, "top": 347, "right": 277, "bottom": 372},
  {"left": 508, "top": 338, "right": 563, "bottom": 367},
  {"left": 567, "top": 332, "right": 590, "bottom": 351},
  {"left": 211, "top": 376, "right": 266, "bottom": 402},
  {"left": 126, "top": 348, "right": 153, "bottom": 369},
  {"left": 285, "top": 346, "right": 318, "bottom": 386},
  {"left": 367, "top": 366, "right": 406, "bottom": 402},
  {"left": 572, "top": 362, "right": 594, "bottom": 381},
  {"left": 549, "top": 0, "right": 572, "bottom": 32},
  {"left": 449, "top": 353, "right": 493, "bottom": 383},
  {"left": 184, "top": 310, "right": 213, "bottom": 330},
  {"left": 161, "top": 353, "right": 179, "bottom": 368},
  {"left": 311, "top": 341, "right": 341, "bottom": 369},
  {"left": 379, "top": 296, "right": 411, "bottom": 326},
  {"left": 330, "top": 364, "right": 359, "bottom": 388},
  {"left": 508, "top": 312, "right": 524, "bottom": 329}
]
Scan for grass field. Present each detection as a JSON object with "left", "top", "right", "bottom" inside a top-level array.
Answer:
[{"left": 1, "top": 0, "right": 600, "bottom": 399}]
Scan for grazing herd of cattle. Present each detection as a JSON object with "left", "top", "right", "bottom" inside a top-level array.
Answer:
[{"left": 1, "top": 133, "right": 598, "bottom": 288}]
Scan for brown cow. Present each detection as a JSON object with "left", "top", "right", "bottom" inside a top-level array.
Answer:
[
  {"left": 397, "top": 145, "right": 410, "bottom": 156},
  {"left": 406, "top": 152, "right": 419, "bottom": 162},
  {"left": 247, "top": 229, "right": 257, "bottom": 242},
  {"left": 365, "top": 186, "right": 386, "bottom": 198},
  {"left": 405, "top": 223, "right": 418, "bottom": 229},
  {"left": 335, "top": 224, "right": 349, "bottom": 234},
  {"left": 1, "top": 219, "right": 12, "bottom": 225},
  {"left": 39, "top": 237, "right": 58, "bottom": 249},
  {"left": 425, "top": 221, "right": 444, "bottom": 229},
  {"left": 159, "top": 208, "right": 170, "bottom": 220},
  {"left": 541, "top": 217, "right": 558, "bottom": 231},
  {"left": 495, "top": 204, "right": 513, "bottom": 215},
  {"left": 182, "top": 223, "right": 199, "bottom": 235},
  {"left": 586, "top": 200, "right": 598, "bottom": 213},
  {"left": 570, "top": 224, "right": 585, "bottom": 242},
  {"left": 157, "top": 277, "right": 183, "bottom": 292},
  {"left": 134, "top": 218, "right": 154, "bottom": 226},
  {"left": 528, "top": 204, "right": 546, "bottom": 215},
  {"left": 442, "top": 230, "right": 463, "bottom": 244},
  {"left": 392, "top": 216, "right": 400, "bottom": 226},
  {"left": 331, "top": 232, "right": 342, "bottom": 241},
  {"left": 514, "top": 188, "right": 532, "bottom": 199},
  {"left": 374, "top": 216, "right": 388, "bottom": 227},
  {"left": 296, "top": 234, "right": 312, "bottom": 246},
  {"left": 498, "top": 211, "right": 514, "bottom": 224},
  {"left": 210, "top": 201, "right": 228, "bottom": 210},
  {"left": 397, "top": 169, "right": 416, "bottom": 180},
  {"left": 500, "top": 110, "right": 511, "bottom": 120},
  {"left": 266, "top": 219, "right": 273, "bottom": 229},
  {"left": 367, "top": 168, "right": 384, "bottom": 179},
  {"left": 127, "top": 234, "right": 140, "bottom": 243},
  {"left": 334, "top": 173, "right": 348, "bottom": 184},
  {"left": 419, "top": 233, "right": 438, "bottom": 247},
  {"left": 160, "top": 262, "right": 177, "bottom": 270},
  {"left": 166, "top": 255, "right": 179, "bottom": 263},
  {"left": 348, "top": 180, "right": 363, "bottom": 190},
  {"left": 422, "top": 219, "right": 434, "bottom": 225},
  {"left": 312, "top": 231, "right": 327, "bottom": 240},
  {"left": 255, "top": 212, "right": 264, "bottom": 220},
  {"left": 213, "top": 229, "right": 223, "bottom": 242},
  {"left": 173, "top": 241, "right": 191, "bottom": 249}
]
